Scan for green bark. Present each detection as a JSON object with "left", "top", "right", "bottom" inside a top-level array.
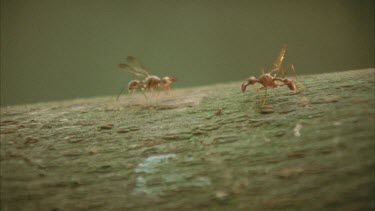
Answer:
[{"left": 1, "top": 69, "right": 374, "bottom": 211}]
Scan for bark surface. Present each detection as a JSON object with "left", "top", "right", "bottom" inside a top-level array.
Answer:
[{"left": 1, "top": 69, "right": 374, "bottom": 211}]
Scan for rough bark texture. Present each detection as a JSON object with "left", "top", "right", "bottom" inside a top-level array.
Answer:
[{"left": 1, "top": 69, "right": 374, "bottom": 211}]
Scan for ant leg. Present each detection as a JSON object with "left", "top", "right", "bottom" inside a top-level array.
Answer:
[
  {"left": 150, "top": 88, "right": 156, "bottom": 98},
  {"left": 131, "top": 89, "right": 137, "bottom": 96},
  {"left": 156, "top": 89, "right": 161, "bottom": 98},
  {"left": 141, "top": 91, "right": 148, "bottom": 99},
  {"left": 257, "top": 87, "right": 262, "bottom": 105},
  {"left": 167, "top": 86, "right": 172, "bottom": 96},
  {"left": 155, "top": 87, "right": 161, "bottom": 98},
  {"left": 140, "top": 88, "right": 148, "bottom": 99},
  {"left": 262, "top": 88, "right": 268, "bottom": 106},
  {"left": 257, "top": 85, "right": 264, "bottom": 106},
  {"left": 283, "top": 64, "right": 305, "bottom": 90},
  {"left": 261, "top": 67, "right": 265, "bottom": 75},
  {"left": 151, "top": 87, "right": 159, "bottom": 98},
  {"left": 281, "top": 66, "right": 308, "bottom": 105},
  {"left": 269, "top": 67, "right": 279, "bottom": 77},
  {"left": 116, "top": 85, "right": 128, "bottom": 101},
  {"left": 157, "top": 84, "right": 161, "bottom": 95}
]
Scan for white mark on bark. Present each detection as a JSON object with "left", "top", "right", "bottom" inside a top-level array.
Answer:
[{"left": 294, "top": 122, "right": 303, "bottom": 137}]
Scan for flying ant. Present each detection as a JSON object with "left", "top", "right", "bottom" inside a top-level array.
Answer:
[
  {"left": 116, "top": 56, "right": 176, "bottom": 100},
  {"left": 241, "top": 44, "right": 304, "bottom": 108}
]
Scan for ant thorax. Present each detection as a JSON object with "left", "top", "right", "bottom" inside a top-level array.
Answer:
[
  {"left": 143, "top": 76, "right": 161, "bottom": 90},
  {"left": 147, "top": 75, "right": 161, "bottom": 80},
  {"left": 258, "top": 74, "right": 277, "bottom": 88}
]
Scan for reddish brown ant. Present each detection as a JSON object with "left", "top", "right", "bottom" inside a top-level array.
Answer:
[
  {"left": 117, "top": 56, "right": 176, "bottom": 100},
  {"left": 242, "top": 44, "right": 304, "bottom": 108}
]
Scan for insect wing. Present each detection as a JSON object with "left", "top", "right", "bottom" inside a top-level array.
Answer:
[
  {"left": 118, "top": 63, "right": 145, "bottom": 78},
  {"left": 126, "top": 56, "right": 150, "bottom": 77},
  {"left": 269, "top": 44, "right": 287, "bottom": 76}
]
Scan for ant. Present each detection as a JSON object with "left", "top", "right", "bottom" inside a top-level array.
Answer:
[
  {"left": 241, "top": 44, "right": 304, "bottom": 108},
  {"left": 117, "top": 56, "right": 176, "bottom": 100}
]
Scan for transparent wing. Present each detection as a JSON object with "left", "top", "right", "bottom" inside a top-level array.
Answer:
[
  {"left": 269, "top": 44, "right": 287, "bottom": 76},
  {"left": 118, "top": 63, "right": 146, "bottom": 78},
  {"left": 126, "top": 56, "right": 150, "bottom": 77}
]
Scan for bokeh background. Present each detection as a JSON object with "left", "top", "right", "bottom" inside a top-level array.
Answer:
[{"left": 1, "top": 0, "right": 374, "bottom": 106}]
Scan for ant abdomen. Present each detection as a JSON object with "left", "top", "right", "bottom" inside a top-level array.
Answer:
[
  {"left": 283, "top": 79, "right": 296, "bottom": 91},
  {"left": 128, "top": 80, "right": 142, "bottom": 91}
]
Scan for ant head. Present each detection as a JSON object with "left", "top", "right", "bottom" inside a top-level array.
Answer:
[
  {"left": 283, "top": 79, "right": 296, "bottom": 91},
  {"left": 162, "top": 76, "right": 177, "bottom": 82},
  {"left": 241, "top": 76, "right": 257, "bottom": 92}
]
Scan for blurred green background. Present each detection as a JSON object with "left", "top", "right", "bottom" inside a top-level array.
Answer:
[{"left": 1, "top": 0, "right": 374, "bottom": 106}]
